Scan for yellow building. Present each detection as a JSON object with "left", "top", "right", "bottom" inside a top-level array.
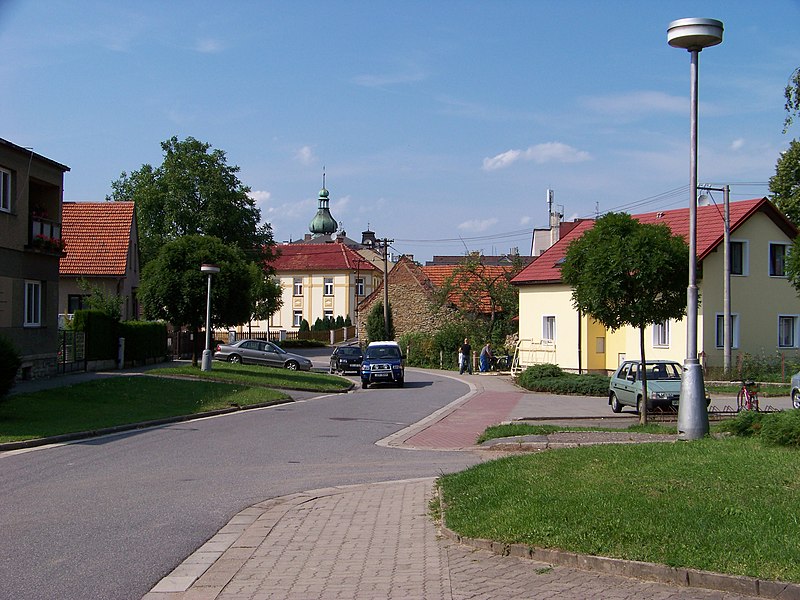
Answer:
[{"left": 511, "top": 198, "right": 800, "bottom": 373}]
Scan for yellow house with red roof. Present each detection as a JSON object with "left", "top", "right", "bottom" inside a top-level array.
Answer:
[
  {"left": 511, "top": 198, "right": 800, "bottom": 373},
  {"left": 257, "top": 240, "right": 381, "bottom": 334},
  {"left": 59, "top": 201, "right": 140, "bottom": 321}
]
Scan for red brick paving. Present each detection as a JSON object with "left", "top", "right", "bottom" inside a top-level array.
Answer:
[{"left": 404, "top": 391, "right": 524, "bottom": 449}]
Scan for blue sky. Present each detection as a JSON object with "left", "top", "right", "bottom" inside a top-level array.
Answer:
[{"left": 2, "top": 1, "right": 799, "bottom": 262}]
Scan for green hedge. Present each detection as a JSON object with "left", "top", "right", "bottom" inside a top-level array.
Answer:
[
  {"left": 71, "top": 310, "right": 119, "bottom": 360},
  {"left": 720, "top": 410, "right": 800, "bottom": 448},
  {"left": 517, "top": 364, "right": 610, "bottom": 396},
  {"left": 119, "top": 321, "right": 168, "bottom": 361}
]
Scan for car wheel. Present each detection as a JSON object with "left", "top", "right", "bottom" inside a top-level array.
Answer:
[
  {"left": 285, "top": 360, "right": 299, "bottom": 371},
  {"left": 610, "top": 393, "right": 622, "bottom": 413},
  {"left": 229, "top": 354, "right": 242, "bottom": 364},
  {"left": 793, "top": 389, "right": 800, "bottom": 410}
]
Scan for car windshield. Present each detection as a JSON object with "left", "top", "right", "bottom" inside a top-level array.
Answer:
[
  {"left": 366, "top": 346, "right": 401, "bottom": 360},
  {"left": 339, "top": 347, "right": 362, "bottom": 357},
  {"left": 643, "top": 363, "right": 682, "bottom": 380},
  {"left": 265, "top": 342, "right": 286, "bottom": 355}
]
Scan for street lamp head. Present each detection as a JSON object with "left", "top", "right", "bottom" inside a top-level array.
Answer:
[
  {"left": 667, "top": 18, "right": 723, "bottom": 51},
  {"left": 201, "top": 264, "right": 221, "bottom": 274}
]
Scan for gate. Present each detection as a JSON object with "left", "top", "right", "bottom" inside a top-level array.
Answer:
[{"left": 58, "top": 330, "right": 86, "bottom": 374}]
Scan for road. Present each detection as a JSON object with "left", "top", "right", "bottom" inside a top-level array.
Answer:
[{"left": 0, "top": 360, "right": 479, "bottom": 600}]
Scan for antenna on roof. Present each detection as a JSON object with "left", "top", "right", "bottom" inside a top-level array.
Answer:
[{"left": 322, "top": 166, "right": 326, "bottom": 189}]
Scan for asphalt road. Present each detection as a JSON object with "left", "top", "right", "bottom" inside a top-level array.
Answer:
[{"left": 0, "top": 360, "right": 479, "bottom": 600}]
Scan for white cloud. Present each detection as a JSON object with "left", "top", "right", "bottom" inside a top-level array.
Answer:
[
  {"left": 295, "top": 145, "right": 315, "bottom": 165},
  {"left": 582, "top": 91, "right": 685, "bottom": 116},
  {"left": 519, "top": 215, "right": 531, "bottom": 226},
  {"left": 731, "top": 138, "right": 745, "bottom": 151},
  {"left": 458, "top": 217, "right": 498, "bottom": 232},
  {"left": 194, "top": 38, "right": 223, "bottom": 53},
  {"left": 482, "top": 142, "right": 591, "bottom": 171}
]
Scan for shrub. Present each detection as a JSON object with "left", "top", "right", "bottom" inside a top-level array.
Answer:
[
  {"left": 397, "top": 332, "right": 440, "bottom": 368},
  {"left": 521, "top": 363, "right": 564, "bottom": 380},
  {"left": 71, "top": 309, "right": 120, "bottom": 360},
  {"left": 759, "top": 410, "right": 800, "bottom": 448},
  {"left": 119, "top": 321, "right": 168, "bottom": 362},
  {"left": 0, "top": 335, "right": 21, "bottom": 399},
  {"left": 517, "top": 366, "right": 609, "bottom": 396},
  {"left": 719, "top": 410, "right": 765, "bottom": 437}
]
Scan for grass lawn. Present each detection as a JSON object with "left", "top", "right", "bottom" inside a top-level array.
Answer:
[
  {"left": 477, "top": 422, "right": 675, "bottom": 444},
  {"left": 0, "top": 375, "right": 288, "bottom": 443},
  {"left": 149, "top": 361, "right": 353, "bottom": 392},
  {"left": 438, "top": 436, "right": 800, "bottom": 583}
]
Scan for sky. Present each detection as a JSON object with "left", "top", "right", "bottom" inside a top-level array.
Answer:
[{"left": 2, "top": 1, "right": 799, "bottom": 263}]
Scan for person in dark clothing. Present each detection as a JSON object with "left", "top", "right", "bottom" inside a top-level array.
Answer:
[{"left": 459, "top": 338, "right": 472, "bottom": 374}]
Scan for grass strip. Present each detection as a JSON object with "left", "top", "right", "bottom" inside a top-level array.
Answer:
[
  {"left": 439, "top": 437, "right": 800, "bottom": 582},
  {"left": 477, "top": 422, "right": 675, "bottom": 444},
  {"left": 0, "top": 375, "right": 287, "bottom": 443},
  {"left": 150, "top": 362, "right": 352, "bottom": 392}
]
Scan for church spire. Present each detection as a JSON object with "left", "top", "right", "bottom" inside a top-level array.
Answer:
[{"left": 309, "top": 170, "right": 337, "bottom": 237}]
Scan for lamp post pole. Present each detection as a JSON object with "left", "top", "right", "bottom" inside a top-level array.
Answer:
[
  {"left": 201, "top": 264, "right": 220, "bottom": 371},
  {"left": 668, "top": 18, "right": 723, "bottom": 440}
]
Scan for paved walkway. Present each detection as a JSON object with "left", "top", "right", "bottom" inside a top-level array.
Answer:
[{"left": 144, "top": 371, "right": 783, "bottom": 599}]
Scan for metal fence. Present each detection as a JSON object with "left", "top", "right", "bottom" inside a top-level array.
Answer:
[{"left": 58, "top": 330, "right": 86, "bottom": 373}]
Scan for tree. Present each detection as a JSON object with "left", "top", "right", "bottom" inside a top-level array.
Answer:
[
  {"left": 561, "top": 213, "right": 689, "bottom": 424},
  {"left": 76, "top": 278, "right": 123, "bottom": 321},
  {"left": 783, "top": 67, "right": 800, "bottom": 134},
  {"left": 769, "top": 139, "right": 800, "bottom": 227},
  {"left": 366, "top": 301, "right": 395, "bottom": 343},
  {"left": 108, "top": 136, "right": 276, "bottom": 267},
  {"left": 435, "top": 254, "right": 523, "bottom": 342},
  {"left": 137, "top": 235, "right": 255, "bottom": 365},
  {"left": 249, "top": 267, "right": 283, "bottom": 331}
]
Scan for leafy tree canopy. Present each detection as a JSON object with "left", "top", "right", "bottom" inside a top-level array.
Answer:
[
  {"left": 769, "top": 139, "right": 800, "bottom": 227},
  {"left": 366, "top": 301, "right": 395, "bottom": 343},
  {"left": 249, "top": 268, "right": 283, "bottom": 323},
  {"left": 108, "top": 136, "right": 276, "bottom": 267},
  {"left": 783, "top": 67, "right": 800, "bottom": 134},
  {"left": 561, "top": 213, "right": 689, "bottom": 331},
  {"left": 138, "top": 235, "right": 255, "bottom": 330}
]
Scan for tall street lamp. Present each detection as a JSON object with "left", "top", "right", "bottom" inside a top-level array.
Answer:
[
  {"left": 668, "top": 18, "right": 723, "bottom": 440},
  {"left": 201, "top": 263, "right": 220, "bottom": 371}
]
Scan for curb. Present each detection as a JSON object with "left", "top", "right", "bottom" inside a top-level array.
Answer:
[{"left": 435, "top": 488, "right": 800, "bottom": 599}]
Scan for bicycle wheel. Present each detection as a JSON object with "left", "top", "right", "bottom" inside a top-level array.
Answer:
[{"left": 736, "top": 389, "right": 745, "bottom": 411}]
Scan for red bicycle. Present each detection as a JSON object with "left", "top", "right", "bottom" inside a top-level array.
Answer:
[{"left": 737, "top": 380, "right": 760, "bottom": 412}]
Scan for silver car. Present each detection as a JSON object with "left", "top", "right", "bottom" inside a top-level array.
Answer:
[
  {"left": 213, "top": 339, "right": 313, "bottom": 371},
  {"left": 608, "top": 360, "right": 684, "bottom": 413},
  {"left": 790, "top": 371, "right": 800, "bottom": 409}
]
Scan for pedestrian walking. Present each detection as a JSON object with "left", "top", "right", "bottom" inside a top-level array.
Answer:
[
  {"left": 479, "top": 342, "right": 494, "bottom": 372},
  {"left": 459, "top": 338, "right": 472, "bottom": 374}
]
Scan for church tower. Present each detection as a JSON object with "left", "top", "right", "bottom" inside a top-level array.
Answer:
[{"left": 308, "top": 172, "right": 337, "bottom": 238}]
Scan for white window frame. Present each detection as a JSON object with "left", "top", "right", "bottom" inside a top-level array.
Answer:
[
  {"left": 293, "top": 277, "right": 303, "bottom": 296},
  {"left": 778, "top": 315, "right": 799, "bottom": 348},
  {"left": 769, "top": 242, "right": 790, "bottom": 278},
  {"left": 714, "top": 313, "right": 740, "bottom": 349},
  {"left": 355, "top": 277, "right": 365, "bottom": 297},
  {"left": 542, "top": 315, "right": 556, "bottom": 344},
  {"left": 729, "top": 239, "right": 748, "bottom": 276},
  {"left": 324, "top": 310, "right": 334, "bottom": 320},
  {"left": 323, "top": 277, "right": 334, "bottom": 296},
  {"left": 24, "top": 280, "right": 42, "bottom": 327},
  {"left": 293, "top": 310, "right": 303, "bottom": 327},
  {"left": 0, "top": 168, "right": 10, "bottom": 212},
  {"left": 652, "top": 321, "right": 669, "bottom": 348}
]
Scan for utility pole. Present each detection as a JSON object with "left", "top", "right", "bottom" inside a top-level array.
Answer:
[{"left": 381, "top": 238, "right": 393, "bottom": 338}]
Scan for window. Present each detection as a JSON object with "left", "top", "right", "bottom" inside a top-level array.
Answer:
[
  {"left": 652, "top": 321, "right": 669, "bottom": 347},
  {"left": 24, "top": 280, "right": 42, "bottom": 327},
  {"left": 542, "top": 315, "right": 556, "bottom": 343},
  {"left": 324, "top": 310, "right": 334, "bottom": 320},
  {"left": 730, "top": 241, "right": 747, "bottom": 276},
  {"left": 355, "top": 277, "right": 364, "bottom": 297},
  {"left": 67, "top": 294, "right": 87, "bottom": 314},
  {"left": 293, "top": 310, "right": 303, "bottom": 327},
  {"left": 293, "top": 277, "right": 303, "bottom": 296},
  {"left": 0, "top": 168, "right": 10, "bottom": 212},
  {"left": 323, "top": 277, "right": 334, "bottom": 296},
  {"left": 769, "top": 243, "right": 789, "bottom": 277},
  {"left": 715, "top": 314, "right": 740, "bottom": 349},
  {"left": 779, "top": 315, "right": 799, "bottom": 348}
]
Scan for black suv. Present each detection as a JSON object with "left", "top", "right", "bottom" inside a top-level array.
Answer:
[{"left": 329, "top": 345, "right": 363, "bottom": 374}]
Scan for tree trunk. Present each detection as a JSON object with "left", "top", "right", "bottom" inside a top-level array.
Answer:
[
  {"left": 192, "top": 326, "right": 199, "bottom": 367},
  {"left": 639, "top": 327, "right": 648, "bottom": 426}
]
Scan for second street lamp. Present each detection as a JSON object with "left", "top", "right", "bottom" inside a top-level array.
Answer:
[{"left": 200, "top": 263, "right": 220, "bottom": 371}]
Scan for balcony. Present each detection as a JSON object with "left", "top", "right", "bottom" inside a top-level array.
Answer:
[{"left": 28, "top": 216, "right": 64, "bottom": 255}]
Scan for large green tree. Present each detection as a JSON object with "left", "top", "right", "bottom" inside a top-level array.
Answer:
[
  {"left": 247, "top": 266, "right": 283, "bottom": 335},
  {"left": 108, "top": 136, "right": 276, "bottom": 267},
  {"left": 366, "top": 301, "right": 395, "bottom": 343},
  {"left": 138, "top": 235, "right": 255, "bottom": 364},
  {"left": 769, "top": 139, "right": 800, "bottom": 227},
  {"left": 560, "top": 213, "right": 689, "bottom": 424}
]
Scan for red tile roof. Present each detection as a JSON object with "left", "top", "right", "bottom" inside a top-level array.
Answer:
[
  {"left": 271, "top": 242, "right": 378, "bottom": 272},
  {"left": 60, "top": 201, "right": 135, "bottom": 276},
  {"left": 422, "top": 264, "right": 515, "bottom": 313},
  {"left": 512, "top": 198, "right": 795, "bottom": 286}
]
